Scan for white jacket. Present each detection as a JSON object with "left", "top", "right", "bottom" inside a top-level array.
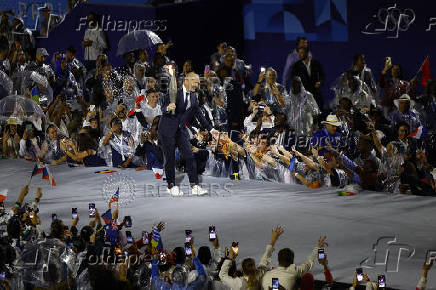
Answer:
[
  {"left": 83, "top": 27, "right": 107, "bottom": 61},
  {"left": 261, "top": 247, "right": 317, "bottom": 290},
  {"left": 219, "top": 244, "right": 274, "bottom": 290}
]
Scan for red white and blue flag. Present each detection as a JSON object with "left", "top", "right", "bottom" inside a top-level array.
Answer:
[
  {"left": 408, "top": 126, "right": 427, "bottom": 140},
  {"left": 31, "top": 163, "right": 44, "bottom": 176},
  {"left": 108, "top": 188, "right": 119, "bottom": 208},
  {"left": 31, "top": 163, "right": 56, "bottom": 186},
  {"left": 101, "top": 208, "right": 112, "bottom": 224}
]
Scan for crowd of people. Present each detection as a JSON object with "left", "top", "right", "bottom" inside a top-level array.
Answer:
[
  {"left": 0, "top": 6, "right": 436, "bottom": 289},
  {"left": 1, "top": 25, "right": 435, "bottom": 195},
  {"left": 0, "top": 185, "right": 433, "bottom": 289}
]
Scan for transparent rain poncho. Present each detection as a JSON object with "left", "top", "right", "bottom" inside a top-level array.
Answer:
[
  {"left": 287, "top": 77, "right": 320, "bottom": 137},
  {"left": 330, "top": 74, "right": 375, "bottom": 110}
]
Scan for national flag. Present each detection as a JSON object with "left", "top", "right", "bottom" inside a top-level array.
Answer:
[
  {"left": 42, "top": 167, "right": 56, "bottom": 186},
  {"left": 419, "top": 56, "right": 432, "bottom": 87},
  {"left": 152, "top": 168, "right": 163, "bottom": 179},
  {"left": 128, "top": 95, "right": 146, "bottom": 116},
  {"left": 408, "top": 126, "right": 427, "bottom": 140},
  {"left": 151, "top": 227, "right": 163, "bottom": 250},
  {"left": 0, "top": 189, "right": 8, "bottom": 202},
  {"left": 108, "top": 188, "right": 119, "bottom": 209},
  {"left": 42, "top": 167, "right": 49, "bottom": 180},
  {"left": 287, "top": 154, "right": 296, "bottom": 171},
  {"left": 31, "top": 163, "right": 44, "bottom": 177},
  {"left": 104, "top": 223, "right": 119, "bottom": 245},
  {"left": 135, "top": 94, "right": 145, "bottom": 104},
  {"left": 101, "top": 208, "right": 112, "bottom": 224}
]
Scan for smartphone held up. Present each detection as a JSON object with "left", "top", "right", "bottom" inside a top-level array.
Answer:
[
  {"left": 89, "top": 203, "right": 95, "bottom": 218},
  {"left": 209, "top": 226, "right": 216, "bottom": 241}
]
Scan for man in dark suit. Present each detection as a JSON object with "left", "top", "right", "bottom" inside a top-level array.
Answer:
[
  {"left": 291, "top": 47, "right": 325, "bottom": 110},
  {"left": 158, "top": 71, "right": 217, "bottom": 196}
]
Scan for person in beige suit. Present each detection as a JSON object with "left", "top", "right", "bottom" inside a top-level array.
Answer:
[{"left": 261, "top": 236, "right": 327, "bottom": 290}]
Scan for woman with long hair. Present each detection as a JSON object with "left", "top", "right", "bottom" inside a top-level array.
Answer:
[{"left": 219, "top": 226, "right": 283, "bottom": 290}]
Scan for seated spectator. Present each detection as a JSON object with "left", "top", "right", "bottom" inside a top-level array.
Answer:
[
  {"left": 139, "top": 88, "right": 162, "bottom": 125},
  {"left": 330, "top": 148, "right": 383, "bottom": 191},
  {"left": 39, "top": 124, "right": 67, "bottom": 165},
  {"left": 135, "top": 116, "right": 163, "bottom": 170},
  {"left": 67, "top": 127, "right": 106, "bottom": 166},
  {"left": 2, "top": 118, "right": 21, "bottom": 158},
  {"left": 311, "top": 115, "right": 344, "bottom": 155},
  {"left": 102, "top": 117, "right": 136, "bottom": 168},
  {"left": 400, "top": 159, "right": 436, "bottom": 196},
  {"left": 388, "top": 94, "right": 421, "bottom": 133},
  {"left": 19, "top": 123, "right": 41, "bottom": 160},
  {"left": 394, "top": 121, "right": 416, "bottom": 156}
]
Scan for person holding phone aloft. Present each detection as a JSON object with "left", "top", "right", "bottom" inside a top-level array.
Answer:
[{"left": 219, "top": 226, "right": 284, "bottom": 290}]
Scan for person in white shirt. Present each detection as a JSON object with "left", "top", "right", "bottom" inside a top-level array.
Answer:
[
  {"left": 261, "top": 236, "right": 327, "bottom": 290},
  {"left": 140, "top": 88, "right": 162, "bottom": 125},
  {"left": 219, "top": 226, "right": 284, "bottom": 290},
  {"left": 19, "top": 124, "right": 40, "bottom": 160},
  {"left": 82, "top": 12, "right": 107, "bottom": 71},
  {"left": 244, "top": 101, "right": 275, "bottom": 135}
]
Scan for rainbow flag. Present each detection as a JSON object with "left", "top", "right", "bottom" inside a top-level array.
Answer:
[
  {"left": 95, "top": 170, "right": 118, "bottom": 174},
  {"left": 337, "top": 191, "right": 354, "bottom": 196}
]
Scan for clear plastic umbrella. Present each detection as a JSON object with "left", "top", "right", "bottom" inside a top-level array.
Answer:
[
  {"left": 0, "top": 95, "right": 46, "bottom": 129},
  {"left": 116, "top": 30, "right": 163, "bottom": 56},
  {"left": 17, "top": 238, "right": 74, "bottom": 288}
]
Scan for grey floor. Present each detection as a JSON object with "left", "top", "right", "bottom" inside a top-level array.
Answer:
[{"left": 1, "top": 159, "right": 435, "bottom": 289}]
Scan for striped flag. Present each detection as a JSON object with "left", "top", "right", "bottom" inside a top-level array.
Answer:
[
  {"left": 108, "top": 188, "right": 119, "bottom": 209},
  {"left": 42, "top": 167, "right": 56, "bottom": 186},
  {"left": 31, "top": 163, "right": 44, "bottom": 177},
  {"left": 151, "top": 227, "right": 163, "bottom": 250},
  {"left": 408, "top": 126, "right": 427, "bottom": 140},
  {"left": 101, "top": 208, "right": 112, "bottom": 224}
]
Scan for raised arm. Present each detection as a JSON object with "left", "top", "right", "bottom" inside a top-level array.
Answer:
[
  {"left": 259, "top": 226, "right": 284, "bottom": 268},
  {"left": 292, "top": 146, "right": 318, "bottom": 171},
  {"left": 295, "top": 236, "right": 327, "bottom": 277}
]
